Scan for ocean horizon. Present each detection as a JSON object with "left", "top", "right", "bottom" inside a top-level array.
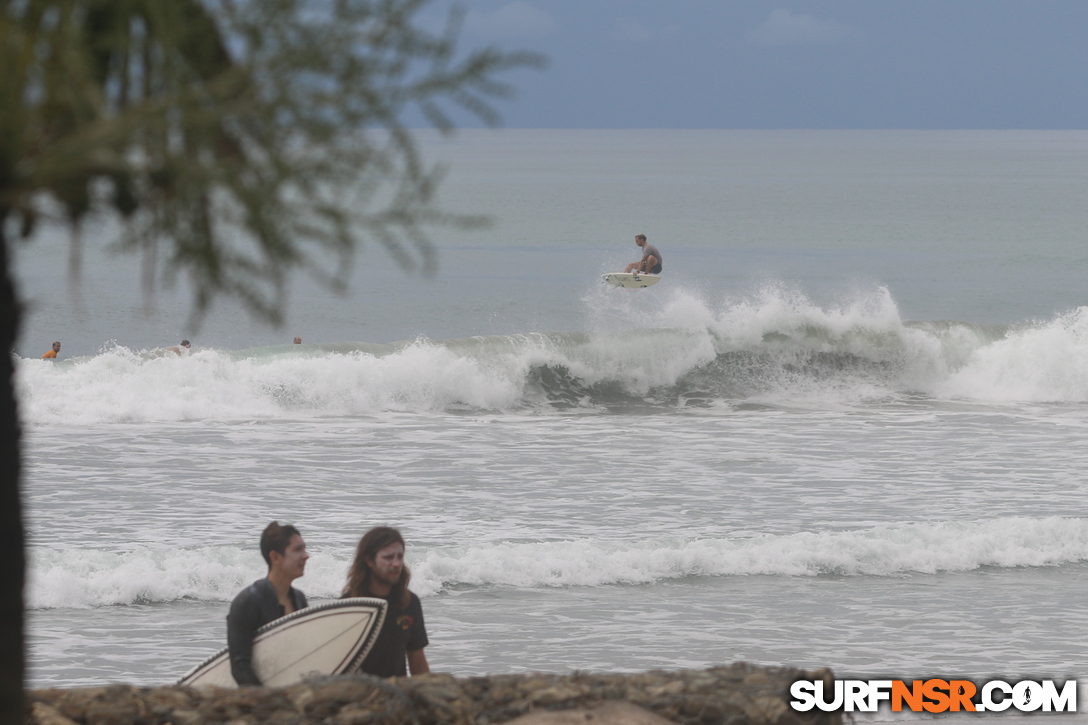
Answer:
[{"left": 16, "top": 130, "right": 1088, "bottom": 718}]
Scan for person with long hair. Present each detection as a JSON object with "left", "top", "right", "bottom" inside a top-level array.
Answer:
[
  {"left": 343, "top": 526, "right": 430, "bottom": 677},
  {"left": 227, "top": 521, "right": 309, "bottom": 685}
]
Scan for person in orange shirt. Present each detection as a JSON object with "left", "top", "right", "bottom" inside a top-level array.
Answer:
[{"left": 41, "top": 341, "right": 60, "bottom": 359}]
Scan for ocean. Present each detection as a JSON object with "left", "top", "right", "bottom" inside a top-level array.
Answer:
[{"left": 12, "top": 130, "right": 1088, "bottom": 717}]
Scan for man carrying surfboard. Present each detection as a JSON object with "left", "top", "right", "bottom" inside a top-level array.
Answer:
[
  {"left": 624, "top": 234, "right": 662, "bottom": 275},
  {"left": 227, "top": 521, "right": 309, "bottom": 685},
  {"left": 342, "top": 527, "right": 430, "bottom": 677}
]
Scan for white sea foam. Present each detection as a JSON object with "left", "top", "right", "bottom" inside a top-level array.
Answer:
[
  {"left": 27, "top": 517, "right": 1088, "bottom": 608},
  {"left": 16, "top": 289, "right": 1088, "bottom": 425},
  {"left": 939, "top": 306, "right": 1088, "bottom": 402},
  {"left": 17, "top": 340, "right": 531, "bottom": 425},
  {"left": 27, "top": 546, "right": 354, "bottom": 610}
]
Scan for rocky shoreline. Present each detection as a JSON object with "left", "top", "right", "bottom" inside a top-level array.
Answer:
[{"left": 27, "top": 663, "right": 839, "bottom": 725}]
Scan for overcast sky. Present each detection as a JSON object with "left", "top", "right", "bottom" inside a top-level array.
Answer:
[{"left": 427, "top": 1, "right": 1088, "bottom": 129}]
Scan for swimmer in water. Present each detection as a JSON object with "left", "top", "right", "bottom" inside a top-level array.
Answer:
[{"left": 167, "top": 340, "right": 191, "bottom": 355}]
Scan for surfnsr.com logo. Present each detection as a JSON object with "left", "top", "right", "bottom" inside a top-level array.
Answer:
[{"left": 790, "top": 679, "right": 1077, "bottom": 713}]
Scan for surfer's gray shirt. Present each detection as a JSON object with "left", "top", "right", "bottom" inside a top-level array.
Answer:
[
  {"left": 227, "top": 578, "right": 308, "bottom": 686},
  {"left": 642, "top": 243, "right": 662, "bottom": 264}
]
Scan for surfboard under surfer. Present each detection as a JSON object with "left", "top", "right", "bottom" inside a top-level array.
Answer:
[
  {"left": 226, "top": 521, "right": 309, "bottom": 686},
  {"left": 624, "top": 234, "right": 662, "bottom": 275}
]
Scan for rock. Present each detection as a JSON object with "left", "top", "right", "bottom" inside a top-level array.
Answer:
[
  {"left": 167, "top": 710, "right": 204, "bottom": 725},
  {"left": 645, "top": 681, "right": 686, "bottom": 698},
  {"left": 28, "top": 703, "right": 78, "bottom": 725},
  {"left": 527, "top": 684, "right": 591, "bottom": 706},
  {"left": 503, "top": 701, "right": 675, "bottom": 725},
  {"left": 27, "top": 663, "right": 840, "bottom": 725}
]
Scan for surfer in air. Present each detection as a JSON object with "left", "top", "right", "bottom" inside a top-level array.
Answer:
[
  {"left": 624, "top": 234, "right": 662, "bottom": 275},
  {"left": 602, "top": 233, "right": 664, "bottom": 288}
]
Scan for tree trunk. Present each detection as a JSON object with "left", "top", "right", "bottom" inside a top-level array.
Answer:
[{"left": 0, "top": 210, "right": 26, "bottom": 723}]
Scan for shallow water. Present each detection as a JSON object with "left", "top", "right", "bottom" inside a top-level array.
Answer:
[{"left": 14, "top": 131, "right": 1088, "bottom": 718}]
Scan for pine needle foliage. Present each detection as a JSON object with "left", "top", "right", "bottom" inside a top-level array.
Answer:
[{"left": 1, "top": 0, "right": 545, "bottom": 322}]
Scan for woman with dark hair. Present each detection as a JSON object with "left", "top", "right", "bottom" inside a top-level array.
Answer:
[{"left": 343, "top": 526, "right": 430, "bottom": 677}]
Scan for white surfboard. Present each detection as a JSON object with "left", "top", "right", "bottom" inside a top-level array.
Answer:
[
  {"left": 178, "top": 597, "right": 387, "bottom": 688},
  {"left": 602, "top": 272, "right": 661, "bottom": 289}
]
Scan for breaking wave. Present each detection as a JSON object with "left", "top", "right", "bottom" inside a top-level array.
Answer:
[
  {"left": 27, "top": 517, "right": 1088, "bottom": 608},
  {"left": 17, "top": 286, "right": 1088, "bottom": 425}
]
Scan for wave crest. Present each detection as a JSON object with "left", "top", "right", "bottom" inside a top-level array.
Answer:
[
  {"left": 17, "top": 288, "right": 1088, "bottom": 423},
  {"left": 28, "top": 517, "right": 1088, "bottom": 608}
]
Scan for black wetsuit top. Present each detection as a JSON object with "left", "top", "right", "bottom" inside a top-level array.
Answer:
[
  {"left": 345, "top": 591, "right": 428, "bottom": 678},
  {"left": 226, "top": 578, "right": 307, "bottom": 685}
]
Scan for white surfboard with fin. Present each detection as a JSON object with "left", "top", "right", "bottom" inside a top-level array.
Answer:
[
  {"left": 602, "top": 272, "right": 661, "bottom": 289},
  {"left": 177, "top": 597, "right": 387, "bottom": 688}
]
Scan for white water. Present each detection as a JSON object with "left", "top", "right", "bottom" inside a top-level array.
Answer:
[
  {"left": 16, "top": 131, "right": 1088, "bottom": 713},
  {"left": 27, "top": 517, "right": 1088, "bottom": 610},
  {"left": 18, "top": 286, "right": 1088, "bottom": 427}
]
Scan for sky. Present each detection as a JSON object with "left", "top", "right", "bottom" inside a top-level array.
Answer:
[{"left": 423, "top": 0, "right": 1088, "bottom": 129}]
